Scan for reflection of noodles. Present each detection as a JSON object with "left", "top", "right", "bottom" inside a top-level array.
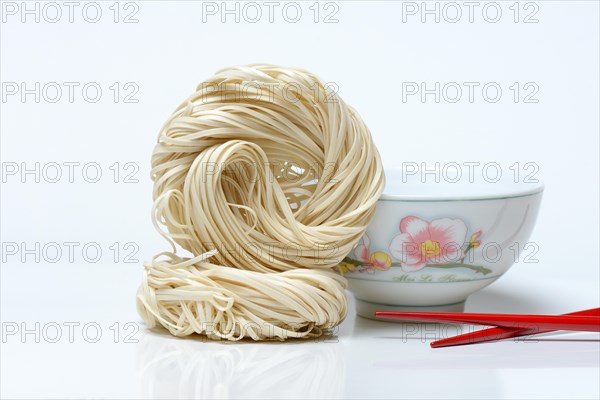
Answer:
[
  {"left": 136, "top": 65, "right": 384, "bottom": 340},
  {"left": 136, "top": 333, "right": 345, "bottom": 399}
]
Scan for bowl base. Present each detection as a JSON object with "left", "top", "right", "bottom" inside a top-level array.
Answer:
[{"left": 355, "top": 298, "right": 466, "bottom": 321}]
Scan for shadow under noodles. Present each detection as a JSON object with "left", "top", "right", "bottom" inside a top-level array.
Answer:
[{"left": 136, "top": 329, "right": 346, "bottom": 399}]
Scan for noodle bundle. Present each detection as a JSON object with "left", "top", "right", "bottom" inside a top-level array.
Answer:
[{"left": 136, "top": 64, "right": 384, "bottom": 340}]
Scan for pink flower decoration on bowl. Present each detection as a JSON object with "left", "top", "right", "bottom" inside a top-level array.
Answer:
[
  {"left": 389, "top": 216, "right": 468, "bottom": 272},
  {"left": 354, "top": 234, "right": 371, "bottom": 265},
  {"left": 354, "top": 235, "right": 392, "bottom": 274}
]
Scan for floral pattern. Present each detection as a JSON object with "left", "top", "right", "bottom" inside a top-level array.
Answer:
[
  {"left": 389, "top": 216, "right": 467, "bottom": 272},
  {"left": 340, "top": 234, "right": 391, "bottom": 274},
  {"left": 341, "top": 216, "right": 491, "bottom": 275}
]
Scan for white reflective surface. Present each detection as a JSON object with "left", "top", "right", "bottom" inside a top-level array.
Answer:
[{"left": 1, "top": 265, "right": 598, "bottom": 399}]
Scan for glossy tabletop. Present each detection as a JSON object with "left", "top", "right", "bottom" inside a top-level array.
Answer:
[{"left": 1, "top": 264, "right": 598, "bottom": 399}]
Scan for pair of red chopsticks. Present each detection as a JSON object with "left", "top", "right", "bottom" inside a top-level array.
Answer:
[{"left": 374, "top": 308, "right": 600, "bottom": 348}]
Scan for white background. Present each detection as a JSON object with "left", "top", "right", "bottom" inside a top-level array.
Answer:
[{"left": 1, "top": 1, "right": 599, "bottom": 399}]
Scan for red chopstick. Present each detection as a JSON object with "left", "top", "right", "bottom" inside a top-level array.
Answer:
[
  {"left": 374, "top": 311, "right": 600, "bottom": 332},
  {"left": 430, "top": 308, "right": 600, "bottom": 348}
]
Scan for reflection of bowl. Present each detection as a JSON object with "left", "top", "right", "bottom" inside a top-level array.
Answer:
[{"left": 343, "top": 169, "right": 544, "bottom": 318}]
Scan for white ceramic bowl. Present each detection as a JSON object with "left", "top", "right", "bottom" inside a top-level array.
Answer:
[{"left": 343, "top": 169, "right": 544, "bottom": 319}]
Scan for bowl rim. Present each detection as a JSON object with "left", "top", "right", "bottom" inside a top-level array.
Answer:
[{"left": 379, "top": 183, "right": 545, "bottom": 202}]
